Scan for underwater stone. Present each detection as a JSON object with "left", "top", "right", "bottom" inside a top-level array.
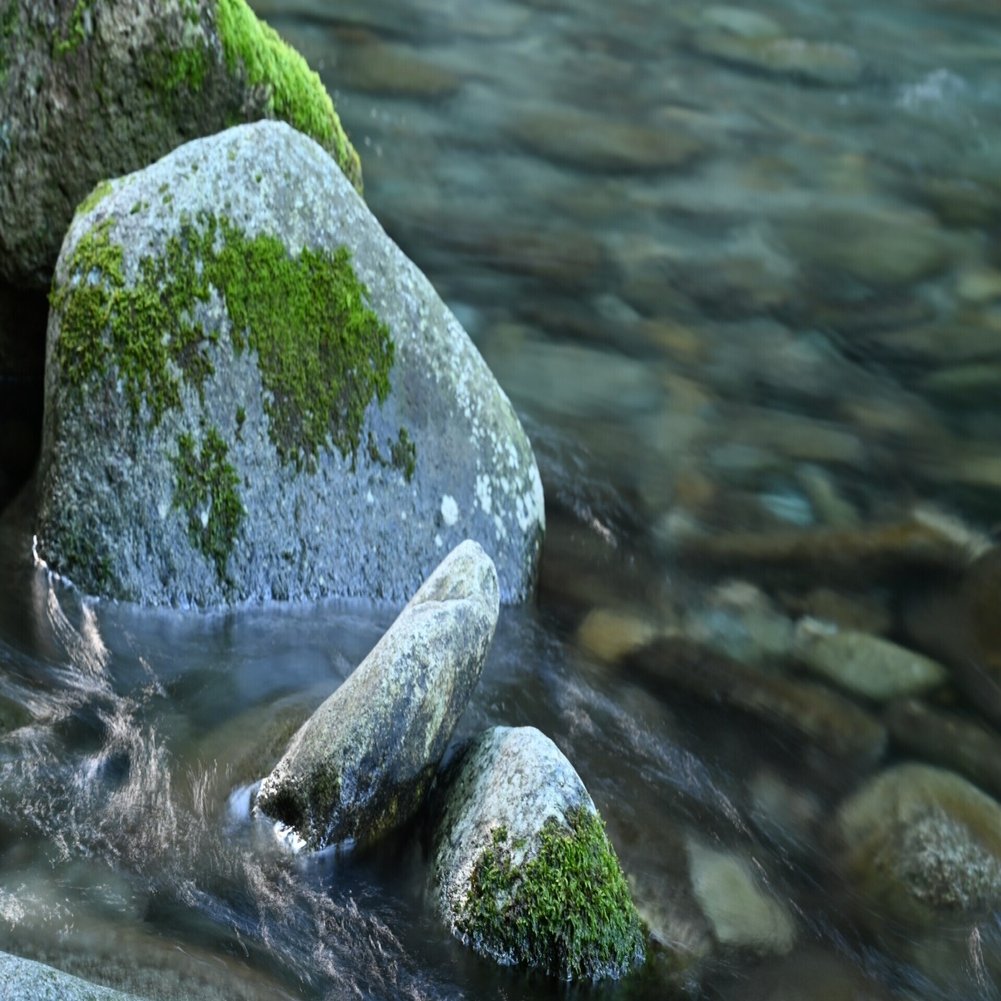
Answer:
[
  {"left": 37, "top": 122, "right": 544, "bottom": 606},
  {"left": 256, "top": 540, "right": 499, "bottom": 850},
  {"left": 433, "top": 725, "right": 645, "bottom": 981},
  {"left": 0, "top": 0, "right": 361, "bottom": 291},
  {"left": 835, "top": 763, "right": 1001, "bottom": 929}
]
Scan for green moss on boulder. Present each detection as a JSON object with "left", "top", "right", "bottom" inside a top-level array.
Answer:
[
  {"left": 460, "top": 809, "right": 645, "bottom": 980},
  {"left": 215, "top": 0, "right": 362, "bottom": 189}
]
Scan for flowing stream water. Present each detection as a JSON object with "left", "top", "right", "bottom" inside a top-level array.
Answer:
[{"left": 3, "top": 0, "right": 1001, "bottom": 998}]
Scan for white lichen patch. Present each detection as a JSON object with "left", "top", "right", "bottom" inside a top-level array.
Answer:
[{"left": 441, "top": 494, "right": 459, "bottom": 526}]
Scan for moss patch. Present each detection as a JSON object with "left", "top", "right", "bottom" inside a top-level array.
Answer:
[
  {"left": 54, "top": 0, "right": 94, "bottom": 57},
  {"left": 458, "top": 808, "right": 645, "bottom": 980},
  {"left": 215, "top": 0, "right": 362, "bottom": 189},
  {"left": 51, "top": 209, "right": 401, "bottom": 579},
  {"left": 75, "top": 179, "right": 115, "bottom": 217},
  {"left": 172, "top": 427, "right": 244, "bottom": 578}
]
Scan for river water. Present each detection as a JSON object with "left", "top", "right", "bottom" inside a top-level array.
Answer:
[{"left": 3, "top": 0, "right": 1001, "bottom": 998}]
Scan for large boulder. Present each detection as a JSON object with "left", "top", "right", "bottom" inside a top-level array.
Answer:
[
  {"left": 433, "top": 725, "right": 645, "bottom": 981},
  {"left": 36, "top": 121, "right": 545, "bottom": 605},
  {"left": 0, "top": 951, "right": 146, "bottom": 1001},
  {"left": 0, "top": 0, "right": 361, "bottom": 290},
  {"left": 256, "top": 540, "right": 499, "bottom": 851}
]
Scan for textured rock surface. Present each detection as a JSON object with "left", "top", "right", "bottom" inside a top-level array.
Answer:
[
  {"left": 433, "top": 725, "right": 644, "bottom": 981},
  {"left": 37, "top": 122, "right": 544, "bottom": 606},
  {"left": 0, "top": 0, "right": 361, "bottom": 290},
  {"left": 0, "top": 952, "right": 145, "bottom": 1001},
  {"left": 835, "top": 763, "right": 1001, "bottom": 928},
  {"left": 256, "top": 541, "right": 499, "bottom": 850}
]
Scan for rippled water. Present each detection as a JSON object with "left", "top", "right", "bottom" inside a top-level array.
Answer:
[{"left": 3, "top": 0, "right": 1001, "bottom": 997}]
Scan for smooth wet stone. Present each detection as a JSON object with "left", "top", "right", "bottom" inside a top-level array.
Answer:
[
  {"left": 508, "top": 107, "right": 704, "bottom": 174},
  {"left": 863, "top": 321, "right": 1001, "bottom": 366},
  {"left": 433, "top": 725, "right": 645, "bottom": 981},
  {"left": 835, "top": 764, "right": 1001, "bottom": 928},
  {"left": 699, "top": 6, "right": 781, "bottom": 40},
  {"left": 792, "top": 619, "right": 948, "bottom": 702},
  {"left": 626, "top": 638, "right": 887, "bottom": 761},
  {"left": 693, "top": 32, "right": 863, "bottom": 87},
  {"left": 575, "top": 607, "right": 668, "bottom": 665},
  {"left": 0, "top": 952, "right": 142, "bottom": 1001},
  {"left": 919, "top": 363, "right": 1001, "bottom": 407},
  {"left": 675, "top": 519, "right": 970, "bottom": 587},
  {"left": 37, "top": 122, "right": 544, "bottom": 606},
  {"left": 0, "top": 0, "right": 361, "bottom": 290},
  {"left": 684, "top": 581, "right": 794, "bottom": 668},
  {"left": 332, "top": 41, "right": 462, "bottom": 98},
  {"left": 885, "top": 700, "right": 1001, "bottom": 803},
  {"left": 779, "top": 206, "right": 952, "bottom": 289},
  {"left": 687, "top": 840, "right": 796, "bottom": 954},
  {"left": 481, "top": 329, "right": 665, "bottom": 421},
  {"left": 256, "top": 541, "right": 499, "bottom": 850}
]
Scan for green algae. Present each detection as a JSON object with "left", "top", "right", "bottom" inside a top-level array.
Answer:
[
  {"left": 75, "top": 180, "right": 115, "bottom": 217},
  {"left": 215, "top": 0, "right": 362, "bottom": 189},
  {"left": 459, "top": 809, "right": 644, "bottom": 980},
  {"left": 51, "top": 208, "right": 400, "bottom": 579},
  {"left": 54, "top": 0, "right": 93, "bottom": 57},
  {"left": 172, "top": 427, "right": 244, "bottom": 578}
]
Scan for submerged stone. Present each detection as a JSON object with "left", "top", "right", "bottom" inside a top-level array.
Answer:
[
  {"left": 433, "top": 725, "right": 645, "bottom": 981},
  {"left": 835, "top": 763, "right": 1001, "bottom": 929},
  {"left": 792, "top": 619, "right": 948, "bottom": 702},
  {"left": 37, "top": 122, "right": 544, "bottom": 606},
  {"left": 256, "top": 541, "right": 499, "bottom": 851},
  {"left": 0, "top": 0, "right": 361, "bottom": 291}
]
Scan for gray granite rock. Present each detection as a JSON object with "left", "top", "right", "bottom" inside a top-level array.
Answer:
[
  {"left": 0, "top": 952, "right": 150, "bottom": 1001},
  {"left": 433, "top": 725, "right": 645, "bottom": 981},
  {"left": 36, "top": 122, "right": 544, "bottom": 606},
  {"left": 256, "top": 541, "right": 499, "bottom": 850},
  {"left": 0, "top": 0, "right": 361, "bottom": 290}
]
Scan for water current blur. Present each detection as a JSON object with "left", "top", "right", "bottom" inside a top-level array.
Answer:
[{"left": 3, "top": 0, "right": 1001, "bottom": 997}]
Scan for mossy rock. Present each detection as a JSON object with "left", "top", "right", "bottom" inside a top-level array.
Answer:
[
  {"left": 38, "top": 123, "right": 544, "bottom": 606},
  {"left": 0, "top": 0, "right": 361, "bottom": 290},
  {"left": 433, "top": 726, "right": 645, "bottom": 981},
  {"left": 256, "top": 541, "right": 499, "bottom": 850}
]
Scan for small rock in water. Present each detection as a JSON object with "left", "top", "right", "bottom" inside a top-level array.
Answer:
[
  {"left": 255, "top": 540, "right": 499, "bottom": 851},
  {"left": 687, "top": 840, "right": 796, "bottom": 954},
  {"left": 835, "top": 763, "right": 1001, "bottom": 929},
  {"left": 508, "top": 107, "right": 704, "bottom": 174},
  {"left": 433, "top": 725, "right": 645, "bottom": 981},
  {"left": 575, "top": 606, "right": 670, "bottom": 665},
  {"left": 792, "top": 619, "right": 948, "bottom": 702}
]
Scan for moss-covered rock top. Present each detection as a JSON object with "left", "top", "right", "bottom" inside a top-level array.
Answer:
[
  {"left": 435, "top": 726, "right": 645, "bottom": 981},
  {"left": 0, "top": 0, "right": 362, "bottom": 289},
  {"left": 460, "top": 808, "right": 644, "bottom": 980}
]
